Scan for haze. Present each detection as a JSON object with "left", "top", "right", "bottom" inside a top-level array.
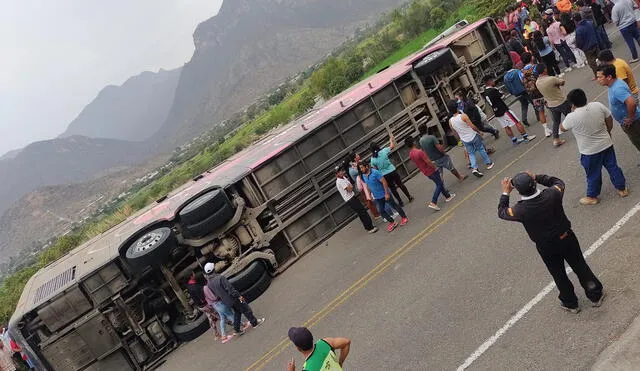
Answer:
[{"left": 0, "top": 0, "right": 223, "bottom": 156}]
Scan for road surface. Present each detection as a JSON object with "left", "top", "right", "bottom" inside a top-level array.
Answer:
[{"left": 159, "top": 28, "right": 640, "bottom": 371}]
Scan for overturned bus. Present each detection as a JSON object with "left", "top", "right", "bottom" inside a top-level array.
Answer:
[{"left": 9, "top": 18, "right": 510, "bottom": 370}]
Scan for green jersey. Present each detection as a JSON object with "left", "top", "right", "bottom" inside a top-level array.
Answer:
[{"left": 303, "top": 340, "right": 342, "bottom": 371}]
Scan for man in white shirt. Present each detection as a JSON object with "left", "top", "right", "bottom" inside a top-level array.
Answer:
[
  {"left": 335, "top": 164, "right": 378, "bottom": 233},
  {"left": 561, "top": 88, "right": 628, "bottom": 205}
]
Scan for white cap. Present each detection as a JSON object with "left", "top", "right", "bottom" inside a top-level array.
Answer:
[{"left": 204, "top": 262, "right": 215, "bottom": 274}]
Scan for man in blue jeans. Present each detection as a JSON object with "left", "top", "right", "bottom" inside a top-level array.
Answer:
[
  {"left": 612, "top": 0, "right": 640, "bottom": 62},
  {"left": 406, "top": 137, "right": 456, "bottom": 211},
  {"left": 359, "top": 162, "right": 408, "bottom": 232},
  {"left": 447, "top": 100, "right": 494, "bottom": 178},
  {"left": 561, "top": 88, "right": 628, "bottom": 205}
]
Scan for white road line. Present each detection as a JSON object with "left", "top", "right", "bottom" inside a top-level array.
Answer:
[{"left": 457, "top": 201, "right": 640, "bottom": 371}]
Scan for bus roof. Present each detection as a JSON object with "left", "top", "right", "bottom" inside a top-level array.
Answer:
[{"left": 11, "top": 18, "right": 491, "bottom": 321}]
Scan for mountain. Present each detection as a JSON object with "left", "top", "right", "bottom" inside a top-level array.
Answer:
[
  {"left": 0, "top": 136, "right": 151, "bottom": 218},
  {"left": 0, "top": 148, "right": 23, "bottom": 161},
  {"left": 60, "top": 68, "right": 181, "bottom": 142},
  {"left": 151, "top": 0, "right": 404, "bottom": 150}
]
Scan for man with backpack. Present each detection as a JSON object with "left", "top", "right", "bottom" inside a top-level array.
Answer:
[
  {"left": 504, "top": 66, "right": 536, "bottom": 127},
  {"left": 521, "top": 54, "right": 553, "bottom": 137}
]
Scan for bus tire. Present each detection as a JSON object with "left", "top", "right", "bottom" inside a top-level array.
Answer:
[
  {"left": 182, "top": 202, "right": 235, "bottom": 237},
  {"left": 241, "top": 270, "right": 272, "bottom": 303},
  {"left": 229, "top": 260, "right": 267, "bottom": 292},
  {"left": 179, "top": 189, "right": 230, "bottom": 225},
  {"left": 125, "top": 227, "right": 176, "bottom": 271},
  {"left": 172, "top": 312, "right": 210, "bottom": 342}
]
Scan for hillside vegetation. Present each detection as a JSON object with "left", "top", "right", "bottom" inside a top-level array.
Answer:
[{"left": 0, "top": 0, "right": 503, "bottom": 325}]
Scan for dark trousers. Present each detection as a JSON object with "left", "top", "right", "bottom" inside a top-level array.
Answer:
[
  {"left": 580, "top": 146, "right": 626, "bottom": 197},
  {"left": 549, "top": 100, "right": 572, "bottom": 139},
  {"left": 554, "top": 41, "right": 576, "bottom": 68},
  {"left": 541, "top": 52, "right": 561, "bottom": 76},
  {"left": 383, "top": 170, "right": 412, "bottom": 206},
  {"left": 583, "top": 48, "right": 599, "bottom": 77},
  {"left": 476, "top": 119, "right": 499, "bottom": 136},
  {"left": 595, "top": 25, "right": 612, "bottom": 50},
  {"left": 620, "top": 22, "right": 640, "bottom": 59},
  {"left": 517, "top": 93, "right": 538, "bottom": 125},
  {"left": 346, "top": 196, "right": 374, "bottom": 231},
  {"left": 374, "top": 197, "right": 406, "bottom": 223},
  {"left": 622, "top": 119, "right": 640, "bottom": 154},
  {"left": 232, "top": 300, "right": 258, "bottom": 332},
  {"left": 427, "top": 172, "right": 450, "bottom": 204},
  {"left": 536, "top": 230, "right": 603, "bottom": 308}
]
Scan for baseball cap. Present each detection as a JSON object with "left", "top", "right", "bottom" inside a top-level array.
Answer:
[
  {"left": 288, "top": 327, "right": 314, "bottom": 351},
  {"left": 511, "top": 172, "right": 536, "bottom": 196},
  {"left": 204, "top": 262, "right": 215, "bottom": 274}
]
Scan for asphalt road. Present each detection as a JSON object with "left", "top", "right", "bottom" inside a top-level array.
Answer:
[{"left": 158, "top": 27, "right": 640, "bottom": 371}]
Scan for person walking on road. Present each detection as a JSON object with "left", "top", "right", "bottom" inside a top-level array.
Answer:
[
  {"left": 287, "top": 327, "right": 351, "bottom": 371},
  {"left": 418, "top": 124, "right": 467, "bottom": 182},
  {"left": 406, "top": 137, "right": 456, "bottom": 211},
  {"left": 535, "top": 63, "right": 569, "bottom": 147},
  {"left": 360, "top": 162, "right": 408, "bottom": 232},
  {"left": 347, "top": 152, "right": 382, "bottom": 219},
  {"left": 369, "top": 134, "right": 414, "bottom": 206},
  {"left": 560, "top": 89, "right": 628, "bottom": 205},
  {"left": 597, "top": 64, "right": 640, "bottom": 158},
  {"left": 574, "top": 13, "right": 600, "bottom": 78},
  {"left": 335, "top": 164, "right": 378, "bottom": 233},
  {"left": 205, "top": 262, "right": 265, "bottom": 336},
  {"left": 498, "top": 171, "right": 605, "bottom": 313},
  {"left": 611, "top": 0, "right": 640, "bottom": 62},
  {"left": 447, "top": 100, "right": 495, "bottom": 178},
  {"left": 598, "top": 49, "right": 639, "bottom": 102},
  {"left": 482, "top": 76, "right": 536, "bottom": 146}
]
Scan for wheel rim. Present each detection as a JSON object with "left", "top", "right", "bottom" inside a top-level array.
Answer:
[{"left": 134, "top": 231, "right": 163, "bottom": 253}]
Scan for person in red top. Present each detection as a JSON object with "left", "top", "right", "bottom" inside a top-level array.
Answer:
[{"left": 406, "top": 137, "right": 456, "bottom": 211}]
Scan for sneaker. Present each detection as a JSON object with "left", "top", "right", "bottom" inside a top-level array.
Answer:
[
  {"left": 579, "top": 196, "right": 599, "bottom": 205},
  {"left": 618, "top": 188, "right": 629, "bottom": 197},
  {"left": 592, "top": 292, "right": 606, "bottom": 307},
  {"left": 630, "top": 58, "right": 639, "bottom": 63},
  {"left": 252, "top": 318, "right": 265, "bottom": 328},
  {"left": 553, "top": 139, "right": 566, "bottom": 147},
  {"left": 523, "top": 121, "right": 531, "bottom": 127},
  {"left": 234, "top": 330, "right": 246, "bottom": 336},
  {"left": 486, "top": 162, "right": 494, "bottom": 170},
  {"left": 408, "top": 196, "right": 415, "bottom": 203},
  {"left": 560, "top": 304, "right": 581, "bottom": 314},
  {"left": 494, "top": 131, "right": 500, "bottom": 139},
  {"left": 428, "top": 203, "right": 441, "bottom": 211},
  {"left": 400, "top": 217, "right": 409, "bottom": 225},
  {"left": 472, "top": 169, "right": 484, "bottom": 178},
  {"left": 221, "top": 335, "right": 234, "bottom": 344},
  {"left": 558, "top": 72, "right": 565, "bottom": 78},
  {"left": 525, "top": 134, "right": 536, "bottom": 141},
  {"left": 513, "top": 138, "right": 525, "bottom": 146},
  {"left": 368, "top": 227, "right": 379, "bottom": 234},
  {"left": 544, "top": 128, "right": 552, "bottom": 137},
  {"left": 387, "top": 221, "right": 398, "bottom": 232},
  {"left": 445, "top": 193, "right": 456, "bottom": 202},
  {"left": 563, "top": 67, "right": 573, "bottom": 72}
]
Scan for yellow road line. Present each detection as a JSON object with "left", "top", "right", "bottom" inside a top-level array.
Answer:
[{"left": 246, "top": 137, "right": 546, "bottom": 370}]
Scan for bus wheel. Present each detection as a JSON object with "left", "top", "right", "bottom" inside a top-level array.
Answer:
[
  {"left": 241, "top": 269, "right": 272, "bottom": 303},
  {"left": 125, "top": 227, "right": 176, "bottom": 271},
  {"left": 172, "top": 312, "right": 210, "bottom": 342}
]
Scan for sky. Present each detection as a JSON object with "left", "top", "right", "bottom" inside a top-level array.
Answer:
[{"left": 0, "top": 0, "right": 224, "bottom": 156}]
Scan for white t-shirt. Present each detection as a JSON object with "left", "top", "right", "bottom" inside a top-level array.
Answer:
[
  {"left": 562, "top": 102, "right": 613, "bottom": 155},
  {"left": 449, "top": 114, "right": 477, "bottom": 143},
  {"left": 335, "top": 177, "right": 355, "bottom": 201}
]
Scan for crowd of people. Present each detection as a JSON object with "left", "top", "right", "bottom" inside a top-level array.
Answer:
[{"left": 166, "top": 3, "right": 640, "bottom": 369}]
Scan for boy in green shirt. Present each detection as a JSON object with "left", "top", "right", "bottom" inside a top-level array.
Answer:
[{"left": 287, "top": 327, "right": 351, "bottom": 371}]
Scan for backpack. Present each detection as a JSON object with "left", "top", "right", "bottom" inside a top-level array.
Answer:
[
  {"left": 522, "top": 68, "right": 542, "bottom": 99},
  {"left": 503, "top": 69, "right": 526, "bottom": 96}
]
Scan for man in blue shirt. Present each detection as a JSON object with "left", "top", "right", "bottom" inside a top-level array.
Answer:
[
  {"left": 359, "top": 162, "right": 408, "bottom": 232},
  {"left": 574, "top": 13, "right": 599, "bottom": 79},
  {"left": 597, "top": 64, "right": 640, "bottom": 158}
]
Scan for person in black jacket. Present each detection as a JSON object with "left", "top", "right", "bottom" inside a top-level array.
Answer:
[
  {"left": 455, "top": 93, "right": 500, "bottom": 139},
  {"left": 498, "top": 171, "right": 604, "bottom": 313},
  {"left": 187, "top": 271, "right": 222, "bottom": 338},
  {"left": 205, "top": 262, "right": 265, "bottom": 335}
]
